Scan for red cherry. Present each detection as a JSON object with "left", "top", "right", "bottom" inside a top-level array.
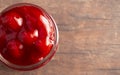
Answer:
[
  {"left": 35, "top": 39, "right": 52, "bottom": 57},
  {"left": 18, "top": 29, "right": 38, "bottom": 45},
  {"left": 1, "top": 11, "right": 23, "bottom": 31},
  {"left": 6, "top": 40, "right": 24, "bottom": 59}
]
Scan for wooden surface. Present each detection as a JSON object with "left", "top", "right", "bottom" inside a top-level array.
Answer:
[{"left": 0, "top": 0, "right": 120, "bottom": 75}]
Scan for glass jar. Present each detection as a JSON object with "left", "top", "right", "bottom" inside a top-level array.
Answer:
[{"left": 0, "top": 3, "right": 59, "bottom": 70}]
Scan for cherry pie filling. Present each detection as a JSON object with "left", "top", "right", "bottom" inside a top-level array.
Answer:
[{"left": 0, "top": 4, "right": 57, "bottom": 68}]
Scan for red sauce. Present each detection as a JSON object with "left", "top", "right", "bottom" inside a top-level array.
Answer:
[{"left": 0, "top": 4, "right": 55, "bottom": 66}]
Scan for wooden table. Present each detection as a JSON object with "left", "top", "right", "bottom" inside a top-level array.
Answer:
[{"left": 0, "top": 0, "right": 120, "bottom": 75}]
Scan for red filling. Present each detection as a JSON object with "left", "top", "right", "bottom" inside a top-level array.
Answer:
[{"left": 0, "top": 4, "right": 55, "bottom": 66}]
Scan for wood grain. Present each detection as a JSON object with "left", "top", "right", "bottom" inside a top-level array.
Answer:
[{"left": 0, "top": 0, "right": 120, "bottom": 75}]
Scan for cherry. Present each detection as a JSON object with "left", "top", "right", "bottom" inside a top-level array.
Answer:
[
  {"left": 6, "top": 40, "right": 24, "bottom": 59},
  {"left": 18, "top": 29, "right": 38, "bottom": 45},
  {"left": 1, "top": 11, "right": 23, "bottom": 31},
  {"left": 0, "top": 3, "right": 57, "bottom": 69}
]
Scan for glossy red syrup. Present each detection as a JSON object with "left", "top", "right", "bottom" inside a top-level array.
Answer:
[{"left": 0, "top": 4, "right": 56, "bottom": 67}]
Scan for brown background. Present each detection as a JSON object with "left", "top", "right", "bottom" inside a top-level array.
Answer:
[{"left": 0, "top": 0, "right": 120, "bottom": 75}]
